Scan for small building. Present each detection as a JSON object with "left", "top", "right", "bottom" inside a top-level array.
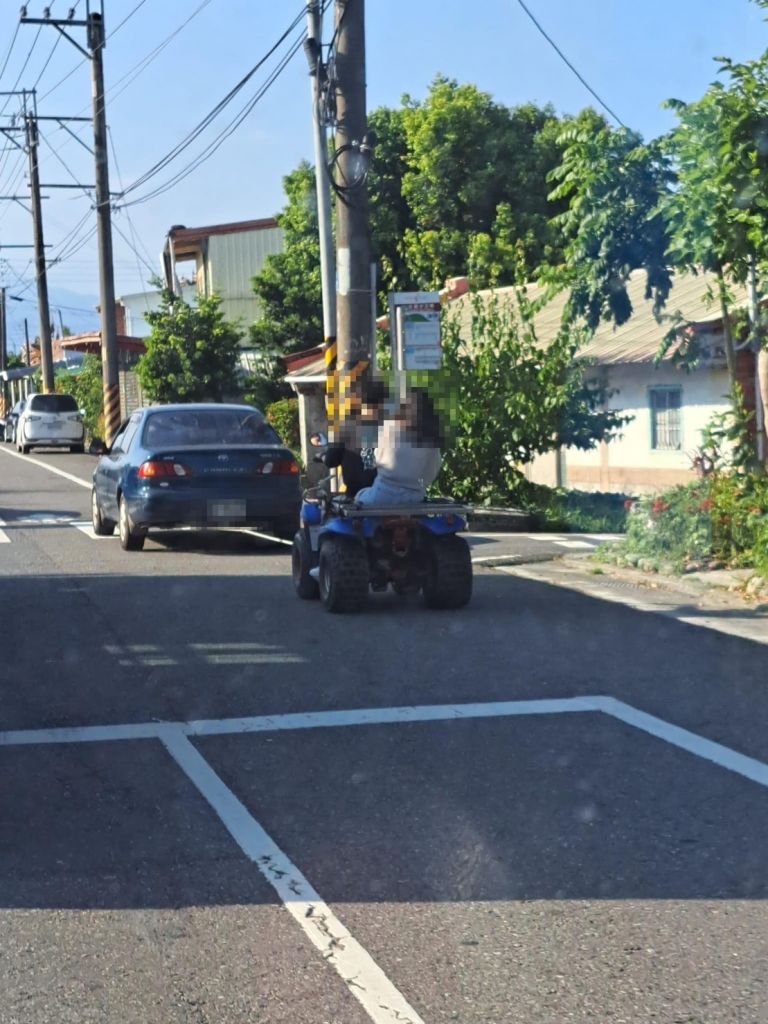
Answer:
[
  {"left": 162, "top": 218, "right": 284, "bottom": 330},
  {"left": 452, "top": 271, "right": 756, "bottom": 494},
  {"left": 117, "top": 282, "right": 197, "bottom": 338}
]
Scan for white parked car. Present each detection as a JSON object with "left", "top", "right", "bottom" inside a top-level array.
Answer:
[{"left": 16, "top": 393, "right": 85, "bottom": 454}]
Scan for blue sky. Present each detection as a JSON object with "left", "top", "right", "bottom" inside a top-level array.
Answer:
[{"left": 0, "top": 0, "right": 766, "bottom": 350}]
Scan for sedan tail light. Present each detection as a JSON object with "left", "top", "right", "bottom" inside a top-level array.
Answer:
[
  {"left": 259, "top": 459, "right": 300, "bottom": 476},
  {"left": 138, "top": 460, "right": 194, "bottom": 479}
]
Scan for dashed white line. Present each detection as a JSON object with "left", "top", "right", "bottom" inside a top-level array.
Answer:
[{"left": 0, "top": 516, "right": 9, "bottom": 544}]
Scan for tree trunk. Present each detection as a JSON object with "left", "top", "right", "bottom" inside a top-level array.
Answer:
[{"left": 716, "top": 267, "right": 737, "bottom": 385}]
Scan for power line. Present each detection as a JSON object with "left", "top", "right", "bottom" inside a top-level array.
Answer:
[
  {"left": 120, "top": 29, "right": 307, "bottom": 208},
  {"left": 0, "top": 23, "right": 21, "bottom": 84},
  {"left": 117, "top": 5, "right": 306, "bottom": 201},
  {"left": 513, "top": 0, "right": 627, "bottom": 128}
]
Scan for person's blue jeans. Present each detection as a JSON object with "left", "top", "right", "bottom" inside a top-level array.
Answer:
[{"left": 355, "top": 479, "right": 426, "bottom": 506}]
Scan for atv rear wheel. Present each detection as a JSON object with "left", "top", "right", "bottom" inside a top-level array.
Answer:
[
  {"left": 423, "top": 535, "right": 473, "bottom": 609},
  {"left": 318, "top": 536, "right": 369, "bottom": 613},
  {"left": 292, "top": 530, "right": 319, "bottom": 600}
]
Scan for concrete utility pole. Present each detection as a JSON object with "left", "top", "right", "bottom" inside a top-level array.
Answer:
[
  {"left": 305, "top": 0, "right": 338, "bottom": 434},
  {"left": 21, "top": 5, "right": 121, "bottom": 441},
  {"left": 24, "top": 318, "right": 31, "bottom": 368},
  {"left": 0, "top": 287, "right": 7, "bottom": 374},
  {"left": 25, "top": 106, "right": 55, "bottom": 393},
  {"left": 333, "top": 0, "right": 373, "bottom": 421},
  {"left": 88, "top": 11, "right": 120, "bottom": 443}
]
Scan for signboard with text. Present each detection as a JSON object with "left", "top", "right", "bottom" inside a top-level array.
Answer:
[{"left": 389, "top": 291, "right": 442, "bottom": 372}]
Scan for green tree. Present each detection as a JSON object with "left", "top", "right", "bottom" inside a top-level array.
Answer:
[
  {"left": 401, "top": 77, "right": 567, "bottom": 287},
  {"left": 427, "top": 287, "right": 628, "bottom": 503},
  {"left": 138, "top": 291, "right": 242, "bottom": 404},
  {"left": 55, "top": 354, "right": 103, "bottom": 439},
  {"left": 546, "top": 109, "right": 673, "bottom": 330},
  {"left": 250, "top": 161, "right": 323, "bottom": 355}
]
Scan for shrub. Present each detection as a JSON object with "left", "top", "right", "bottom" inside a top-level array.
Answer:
[
  {"left": 266, "top": 397, "right": 300, "bottom": 452},
  {"left": 603, "top": 473, "right": 768, "bottom": 574}
]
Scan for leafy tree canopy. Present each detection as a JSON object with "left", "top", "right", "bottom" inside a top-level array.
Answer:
[{"left": 138, "top": 292, "right": 242, "bottom": 404}]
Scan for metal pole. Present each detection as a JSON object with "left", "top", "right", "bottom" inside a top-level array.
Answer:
[
  {"left": 306, "top": 0, "right": 338, "bottom": 446},
  {"left": 24, "top": 317, "right": 31, "bottom": 368},
  {"left": 25, "top": 108, "right": 54, "bottom": 393},
  {"left": 333, "top": 0, "right": 372, "bottom": 423},
  {"left": 89, "top": 11, "right": 120, "bottom": 443},
  {"left": 0, "top": 287, "right": 6, "bottom": 374},
  {"left": 749, "top": 256, "right": 766, "bottom": 465}
]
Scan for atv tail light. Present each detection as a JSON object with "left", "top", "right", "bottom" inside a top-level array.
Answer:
[{"left": 138, "top": 460, "right": 193, "bottom": 479}]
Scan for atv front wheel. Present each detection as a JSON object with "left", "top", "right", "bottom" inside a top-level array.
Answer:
[
  {"left": 318, "top": 536, "right": 369, "bottom": 613},
  {"left": 423, "top": 535, "right": 473, "bottom": 609}
]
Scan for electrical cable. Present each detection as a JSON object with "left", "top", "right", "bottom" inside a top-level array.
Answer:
[
  {"left": 118, "top": 25, "right": 308, "bottom": 208},
  {"left": 116, "top": 5, "right": 306, "bottom": 200},
  {"left": 513, "top": 0, "right": 627, "bottom": 128},
  {"left": 107, "top": 124, "right": 157, "bottom": 302}
]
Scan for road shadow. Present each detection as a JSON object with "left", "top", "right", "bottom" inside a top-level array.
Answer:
[{"left": 1, "top": 570, "right": 768, "bottom": 910}]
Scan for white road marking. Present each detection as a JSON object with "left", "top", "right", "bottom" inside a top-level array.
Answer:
[
  {"left": 73, "top": 521, "right": 113, "bottom": 540},
  {"left": 2, "top": 695, "right": 767, "bottom": 797},
  {"left": 4, "top": 695, "right": 768, "bottom": 1024},
  {"left": 160, "top": 727, "right": 426, "bottom": 1024},
  {"left": 555, "top": 539, "right": 596, "bottom": 550},
  {"left": 0, "top": 445, "right": 91, "bottom": 489},
  {"left": 242, "top": 528, "right": 293, "bottom": 546},
  {"left": 0, "top": 516, "right": 9, "bottom": 544},
  {"left": 594, "top": 696, "right": 768, "bottom": 789}
]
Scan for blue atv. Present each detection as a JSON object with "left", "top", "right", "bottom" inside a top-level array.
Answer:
[{"left": 291, "top": 486, "right": 473, "bottom": 613}]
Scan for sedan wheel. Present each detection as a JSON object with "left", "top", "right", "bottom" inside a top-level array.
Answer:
[
  {"left": 91, "top": 488, "right": 115, "bottom": 536},
  {"left": 118, "top": 496, "right": 145, "bottom": 551}
]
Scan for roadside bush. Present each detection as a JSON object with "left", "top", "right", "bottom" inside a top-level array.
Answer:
[
  {"left": 521, "top": 484, "right": 632, "bottom": 533},
  {"left": 600, "top": 474, "right": 768, "bottom": 575},
  {"left": 266, "top": 397, "right": 301, "bottom": 453},
  {"left": 55, "top": 356, "right": 103, "bottom": 441}
]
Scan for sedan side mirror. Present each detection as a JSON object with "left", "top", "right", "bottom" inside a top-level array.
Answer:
[{"left": 89, "top": 438, "right": 108, "bottom": 456}]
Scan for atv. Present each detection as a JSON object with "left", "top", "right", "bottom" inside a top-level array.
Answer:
[{"left": 291, "top": 485, "right": 473, "bottom": 613}]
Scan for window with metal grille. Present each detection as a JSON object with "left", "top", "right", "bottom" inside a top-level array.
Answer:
[{"left": 650, "top": 387, "right": 682, "bottom": 450}]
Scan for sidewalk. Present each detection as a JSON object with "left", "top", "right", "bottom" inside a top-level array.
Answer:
[{"left": 494, "top": 554, "right": 768, "bottom": 647}]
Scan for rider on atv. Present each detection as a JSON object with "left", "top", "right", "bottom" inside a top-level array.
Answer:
[{"left": 320, "top": 378, "right": 442, "bottom": 506}]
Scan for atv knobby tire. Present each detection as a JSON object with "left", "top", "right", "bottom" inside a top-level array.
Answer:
[
  {"left": 423, "top": 535, "right": 473, "bottom": 609},
  {"left": 292, "top": 530, "right": 319, "bottom": 600},
  {"left": 318, "top": 536, "right": 369, "bottom": 613}
]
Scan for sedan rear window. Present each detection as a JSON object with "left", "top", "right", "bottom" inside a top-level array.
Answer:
[
  {"left": 142, "top": 409, "right": 282, "bottom": 447},
  {"left": 29, "top": 394, "right": 78, "bottom": 413}
]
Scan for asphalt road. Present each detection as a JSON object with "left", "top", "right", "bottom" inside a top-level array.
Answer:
[{"left": 2, "top": 444, "right": 768, "bottom": 1024}]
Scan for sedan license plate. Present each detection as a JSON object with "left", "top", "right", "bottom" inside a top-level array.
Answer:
[{"left": 208, "top": 499, "right": 246, "bottom": 522}]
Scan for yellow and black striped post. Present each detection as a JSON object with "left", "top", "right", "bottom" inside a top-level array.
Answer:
[
  {"left": 324, "top": 337, "right": 338, "bottom": 440},
  {"left": 102, "top": 380, "right": 121, "bottom": 446}
]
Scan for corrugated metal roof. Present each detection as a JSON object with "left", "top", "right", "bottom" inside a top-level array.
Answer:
[
  {"left": 452, "top": 269, "right": 749, "bottom": 364},
  {"left": 284, "top": 270, "right": 749, "bottom": 384}
]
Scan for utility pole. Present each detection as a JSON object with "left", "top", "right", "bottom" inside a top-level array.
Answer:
[
  {"left": 333, "top": 0, "right": 373, "bottom": 422},
  {"left": 24, "top": 317, "right": 31, "bottom": 368},
  {"left": 88, "top": 10, "right": 120, "bottom": 443},
  {"left": 305, "top": 0, "right": 338, "bottom": 441},
  {"left": 0, "top": 287, "right": 6, "bottom": 374},
  {"left": 21, "top": 5, "right": 121, "bottom": 442},
  {"left": 25, "top": 100, "right": 55, "bottom": 393}
]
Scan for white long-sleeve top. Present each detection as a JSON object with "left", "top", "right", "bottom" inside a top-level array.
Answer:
[{"left": 374, "top": 418, "right": 441, "bottom": 496}]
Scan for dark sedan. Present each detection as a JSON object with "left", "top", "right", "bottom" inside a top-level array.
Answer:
[{"left": 91, "top": 404, "right": 302, "bottom": 551}]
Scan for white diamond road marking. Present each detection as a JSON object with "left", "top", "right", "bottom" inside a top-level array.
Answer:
[{"left": 1, "top": 695, "right": 767, "bottom": 1024}]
